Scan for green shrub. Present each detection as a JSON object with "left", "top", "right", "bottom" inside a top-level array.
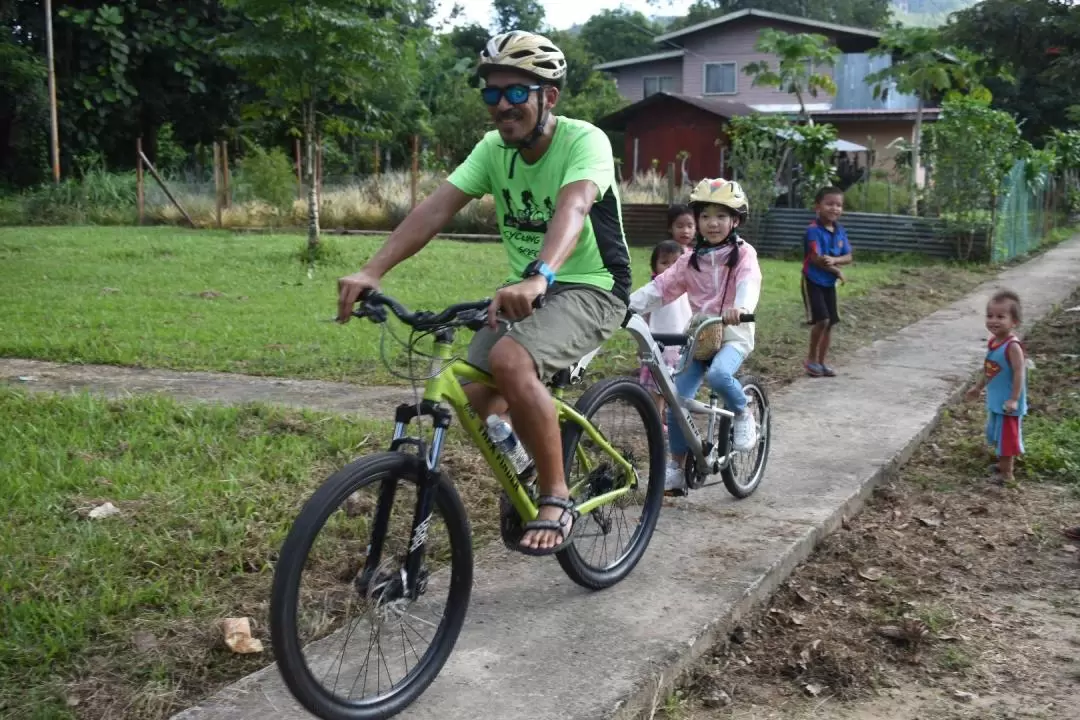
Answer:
[
  {"left": 234, "top": 142, "right": 297, "bottom": 212},
  {"left": 842, "top": 180, "right": 911, "bottom": 214}
]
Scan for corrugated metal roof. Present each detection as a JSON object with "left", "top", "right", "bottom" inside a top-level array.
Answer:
[
  {"left": 595, "top": 92, "right": 756, "bottom": 132},
  {"left": 594, "top": 50, "right": 685, "bottom": 71},
  {"left": 653, "top": 9, "right": 882, "bottom": 45}
]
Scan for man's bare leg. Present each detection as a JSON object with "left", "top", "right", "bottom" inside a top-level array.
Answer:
[
  {"left": 488, "top": 336, "right": 569, "bottom": 551},
  {"left": 464, "top": 383, "right": 507, "bottom": 419}
]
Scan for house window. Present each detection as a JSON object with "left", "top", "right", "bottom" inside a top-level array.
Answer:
[
  {"left": 643, "top": 75, "right": 674, "bottom": 98},
  {"left": 703, "top": 62, "right": 737, "bottom": 95}
]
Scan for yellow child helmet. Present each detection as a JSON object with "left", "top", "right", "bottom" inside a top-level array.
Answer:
[
  {"left": 478, "top": 30, "right": 567, "bottom": 89},
  {"left": 689, "top": 178, "right": 749, "bottom": 221}
]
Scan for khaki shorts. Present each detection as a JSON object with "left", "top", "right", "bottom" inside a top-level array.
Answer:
[{"left": 467, "top": 283, "right": 627, "bottom": 381}]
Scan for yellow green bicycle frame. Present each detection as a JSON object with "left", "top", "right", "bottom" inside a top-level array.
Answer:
[{"left": 409, "top": 339, "right": 637, "bottom": 522}]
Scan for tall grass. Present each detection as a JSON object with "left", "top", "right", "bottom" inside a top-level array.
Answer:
[{"left": 2, "top": 167, "right": 677, "bottom": 233}]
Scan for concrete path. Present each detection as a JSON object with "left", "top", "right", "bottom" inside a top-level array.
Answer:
[
  {"left": 0, "top": 360, "right": 407, "bottom": 419},
  {"left": 7, "top": 237, "right": 1080, "bottom": 720}
]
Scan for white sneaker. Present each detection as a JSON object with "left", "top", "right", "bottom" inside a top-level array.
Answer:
[
  {"left": 664, "top": 461, "right": 685, "bottom": 492},
  {"left": 732, "top": 410, "right": 758, "bottom": 452}
]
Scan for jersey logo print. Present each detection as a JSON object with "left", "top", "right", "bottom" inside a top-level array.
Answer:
[
  {"left": 502, "top": 188, "right": 553, "bottom": 233},
  {"left": 984, "top": 359, "right": 1002, "bottom": 379}
]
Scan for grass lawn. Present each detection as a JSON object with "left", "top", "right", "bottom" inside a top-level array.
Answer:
[
  {"left": 0, "top": 391, "right": 400, "bottom": 718},
  {"left": 0, "top": 226, "right": 995, "bottom": 386}
]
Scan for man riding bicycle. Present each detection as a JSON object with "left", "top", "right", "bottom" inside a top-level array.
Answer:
[{"left": 336, "top": 30, "right": 633, "bottom": 556}]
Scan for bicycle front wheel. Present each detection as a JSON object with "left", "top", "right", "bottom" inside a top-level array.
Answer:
[
  {"left": 557, "top": 376, "right": 667, "bottom": 590},
  {"left": 270, "top": 452, "right": 473, "bottom": 720}
]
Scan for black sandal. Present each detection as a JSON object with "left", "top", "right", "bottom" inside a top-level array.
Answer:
[{"left": 516, "top": 495, "right": 579, "bottom": 557}]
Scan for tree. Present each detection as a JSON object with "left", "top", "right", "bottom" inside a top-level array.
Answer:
[
  {"left": 219, "top": 0, "right": 406, "bottom": 254},
  {"left": 579, "top": 9, "right": 661, "bottom": 64},
  {"left": 0, "top": 26, "right": 49, "bottom": 187},
  {"left": 492, "top": 0, "right": 545, "bottom": 33},
  {"left": 864, "top": 25, "right": 978, "bottom": 212},
  {"left": 4, "top": 0, "right": 246, "bottom": 179},
  {"left": 742, "top": 29, "right": 839, "bottom": 122},
  {"left": 943, "top": 0, "right": 1080, "bottom": 143}
]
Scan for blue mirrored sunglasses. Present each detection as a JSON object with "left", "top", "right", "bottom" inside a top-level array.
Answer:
[{"left": 480, "top": 84, "right": 541, "bottom": 107}]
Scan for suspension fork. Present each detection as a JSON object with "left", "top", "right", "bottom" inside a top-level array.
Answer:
[{"left": 362, "top": 400, "right": 453, "bottom": 599}]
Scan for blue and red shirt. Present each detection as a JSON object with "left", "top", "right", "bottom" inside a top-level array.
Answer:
[
  {"left": 985, "top": 335, "right": 1027, "bottom": 417},
  {"left": 803, "top": 219, "right": 851, "bottom": 288}
]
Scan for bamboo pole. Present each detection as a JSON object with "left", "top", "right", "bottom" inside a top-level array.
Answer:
[
  {"left": 410, "top": 134, "right": 419, "bottom": 209},
  {"left": 213, "top": 142, "right": 223, "bottom": 228},
  {"left": 295, "top": 138, "right": 302, "bottom": 199},
  {"left": 139, "top": 150, "right": 195, "bottom": 228},
  {"left": 136, "top": 137, "right": 145, "bottom": 225},
  {"left": 44, "top": 0, "right": 60, "bottom": 183},
  {"left": 222, "top": 141, "right": 231, "bottom": 209},
  {"left": 374, "top": 141, "right": 380, "bottom": 176}
]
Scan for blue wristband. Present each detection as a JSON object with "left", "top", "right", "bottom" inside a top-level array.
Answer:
[{"left": 523, "top": 260, "right": 556, "bottom": 288}]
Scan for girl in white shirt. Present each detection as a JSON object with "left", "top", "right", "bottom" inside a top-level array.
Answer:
[{"left": 638, "top": 239, "right": 693, "bottom": 419}]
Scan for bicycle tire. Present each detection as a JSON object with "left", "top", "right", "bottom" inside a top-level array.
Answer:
[
  {"left": 270, "top": 452, "right": 473, "bottom": 720},
  {"left": 722, "top": 374, "right": 771, "bottom": 499},
  {"left": 556, "top": 376, "right": 667, "bottom": 590}
]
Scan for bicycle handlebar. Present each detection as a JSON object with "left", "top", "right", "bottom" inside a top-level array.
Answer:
[
  {"left": 651, "top": 313, "right": 755, "bottom": 348},
  {"left": 351, "top": 290, "right": 545, "bottom": 332}
]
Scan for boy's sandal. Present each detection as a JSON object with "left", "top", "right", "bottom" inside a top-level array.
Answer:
[
  {"left": 820, "top": 365, "right": 837, "bottom": 377},
  {"left": 804, "top": 361, "right": 824, "bottom": 377},
  {"left": 516, "top": 495, "right": 579, "bottom": 557},
  {"left": 1062, "top": 526, "right": 1080, "bottom": 542}
]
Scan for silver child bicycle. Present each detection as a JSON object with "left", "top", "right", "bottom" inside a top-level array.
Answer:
[{"left": 612, "top": 312, "right": 772, "bottom": 497}]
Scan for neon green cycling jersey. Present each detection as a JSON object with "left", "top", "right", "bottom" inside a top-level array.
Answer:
[{"left": 447, "top": 116, "right": 632, "bottom": 302}]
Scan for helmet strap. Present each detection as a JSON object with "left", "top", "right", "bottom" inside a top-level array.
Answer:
[{"left": 516, "top": 90, "right": 548, "bottom": 150}]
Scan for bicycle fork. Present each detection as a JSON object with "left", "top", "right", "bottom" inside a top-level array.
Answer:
[{"left": 359, "top": 401, "right": 451, "bottom": 601}]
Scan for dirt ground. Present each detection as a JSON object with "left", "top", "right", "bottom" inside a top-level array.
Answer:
[{"left": 656, "top": 296, "right": 1080, "bottom": 720}]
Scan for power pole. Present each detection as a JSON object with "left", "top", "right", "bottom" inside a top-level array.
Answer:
[{"left": 44, "top": 0, "right": 61, "bottom": 183}]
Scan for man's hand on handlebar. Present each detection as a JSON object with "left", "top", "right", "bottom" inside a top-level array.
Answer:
[
  {"left": 487, "top": 275, "right": 547, "bottom": 329},
  {"left": 337, "top": 269, "right": 381, "bottom": 323},
  {"left": 722, "top": 307, "right": 751, "bottom": 326}
]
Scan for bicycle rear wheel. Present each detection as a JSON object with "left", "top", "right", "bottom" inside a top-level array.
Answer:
[
  {"left": 556, "top": 376, "right": 667, "bottom": 590},
  {"left": 270, "top": 452, "right": 473, "bottom": 720}
]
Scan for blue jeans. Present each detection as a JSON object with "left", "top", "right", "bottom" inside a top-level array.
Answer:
[{"left": 666, "top": 344, "right": 747, "bottom": 457}]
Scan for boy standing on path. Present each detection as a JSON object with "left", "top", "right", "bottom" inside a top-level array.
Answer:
[
  {"left": 802, "top": 186, "right": 852, "bottom": 377},
  {"left": 965, "top": 290, "right": 1028, "bottom": 484}
]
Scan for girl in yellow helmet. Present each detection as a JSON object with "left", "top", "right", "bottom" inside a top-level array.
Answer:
[{"left": 629, "top": 178, "right": 763, "bottom": 494}]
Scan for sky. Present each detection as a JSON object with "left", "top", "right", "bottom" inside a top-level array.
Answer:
[{"left": 432, "top": 0, "right": 697, "bottom": 32}]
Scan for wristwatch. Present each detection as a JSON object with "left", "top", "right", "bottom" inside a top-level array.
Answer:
[{"left": 522, "top": 259, "right": 556, "bottom": 289}]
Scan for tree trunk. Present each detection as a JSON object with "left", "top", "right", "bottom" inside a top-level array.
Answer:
[
  {"left": 305, "top": 102, "right": 320, "bottom": 251},
  {"left": 911, "top": 93, "right": 924, "bottom": 216}
]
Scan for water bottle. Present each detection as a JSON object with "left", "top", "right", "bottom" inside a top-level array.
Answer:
[{"left": 485, "top": 415, "right": 536, "bottom": 482}]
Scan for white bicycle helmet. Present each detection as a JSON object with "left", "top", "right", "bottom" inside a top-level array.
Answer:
[
  {"left": 689, "top": 178, "right": 750, "bottom": 222},
  {"left": 478, "top": 30, "right": 567, "bottom": 89}
]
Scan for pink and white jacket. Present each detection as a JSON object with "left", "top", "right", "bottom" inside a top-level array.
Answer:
[{"left": 629, "top": 239, "right": 763, "bottom": 357}]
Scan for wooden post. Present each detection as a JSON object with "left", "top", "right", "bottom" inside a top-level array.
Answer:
[
  {"left": 213, "top": 142, "right": 223, "bottom": 228},
  {"left": 295, "top": 138, "right": 302, "bottom": 199},
  {"left": 221, "top": 141, "right": 231, "bottom": 209},
  {"left": 666, "top": 162, "right": 676, "bottom": 204},
  {"left": 316, "top": 136, "right": 323, "bottom": 198},
  {"left": 136, "top": 137, "right": 145, "bottom": 225},
  {"left": 410, "top": 134, "right": 419, "bottom": 210},
  {"left": 374, "top": 141, "right": 380, "bottom": 176},
  {"left": 139, "top": 150, "right": 195, "bottom": 228},
  {"left": 44, "top": 0, "right": 60, "bottom": 183}
]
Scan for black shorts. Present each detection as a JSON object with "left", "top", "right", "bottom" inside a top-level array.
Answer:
[{"left": 802, "top": 277, "right": 840, "bottom": 326}]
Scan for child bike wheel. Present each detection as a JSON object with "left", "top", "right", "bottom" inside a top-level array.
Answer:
[
  {"left": 556, "top": 377, "right": 667, "bottom": 590},
  {"left": 722, "top": 374, "right": 771, "bottom": 499},
  {"left": 270, "top": 452, "right": 473, "bottom": 720}
]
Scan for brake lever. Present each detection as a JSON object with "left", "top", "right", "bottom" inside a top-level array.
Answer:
[{"left": 351, "top": 304, "right": 388, "bottom": 323}]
